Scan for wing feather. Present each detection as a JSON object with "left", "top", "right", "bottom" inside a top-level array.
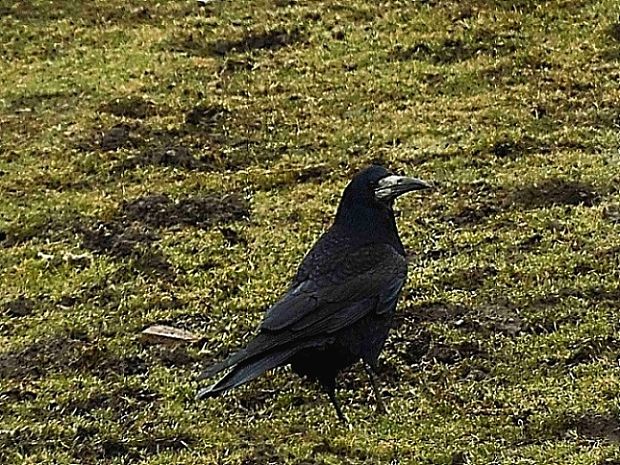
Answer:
[
  {"left": 261, "top": 243, "right": 406, "bottom": 332},
  {"left": 198, "top": 242, "right": 407, "bottom": 381}
]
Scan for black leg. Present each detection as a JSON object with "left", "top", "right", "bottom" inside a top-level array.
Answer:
[
  {"left": 364, "top": 362, "right": 388, "bottom": 414},
  {"left": 325, "top": 384, "right": 348, "bottom": 425}
]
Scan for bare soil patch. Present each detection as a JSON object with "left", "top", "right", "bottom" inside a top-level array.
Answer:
[
  {"left": 506, "top": 179, "right": 600, "bottom": 209},
  {"left": 76, "top": 192, "right": 248, "bottom": 274},
  {"left": 0, "top": 335, "right": 148, "bottom": 381},
  {"left": 117, "top": 146, "right": 207, "bottom": 171},
  {"left": 2, "top": 296, "right": 35, "bottom": 318},
  {"left": 572, "top": 413, "right": 620, "bottom": 443},
  {"left": 78, "top": 220, "right": 172, "bottom": 276},
  {"left": 399, "top": 329, "right": 432, "bottom": 365},
  {"left": 400, "top": 301, "right": 522, "bottom": 337},
  {"left": 390, "top": 29, "right": 518, "bottom": 64},
  {"left": 99, "top": 124, "right": 134, "bottom": 152},
  {"left": 80, "top": 221, "right": 159, "bottom": 258},
  {"left": 209, "top": 27, "right": 305, "bottom": 56},
  {"left": 565, "top": 336, "right": 620, "bottom": 366},
  {"left": 491, "top": 135, "right": 550, "bottom": 158},
  {"left": 100, "top": 96, "right": 167, "bottom": 119},
  {"left": 426, "top": 340, "right": 487, "bottom": 365},
  {"left": 185, "top": 104, "right": 229, "bottom": 127},
  {"left": 121, "top": 193, "right": 249, "bottom": 229}
]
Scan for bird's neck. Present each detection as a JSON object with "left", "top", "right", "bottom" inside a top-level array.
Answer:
[{"left": 334, "top": 202, "right": 405, "bottom": 254}]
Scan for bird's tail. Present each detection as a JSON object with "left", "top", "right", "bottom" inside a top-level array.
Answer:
[{"left": 196, "top": 346, "right": 299, "bottom": 399}]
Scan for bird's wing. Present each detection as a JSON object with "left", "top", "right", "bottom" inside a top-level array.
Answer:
[
  {"left": 197, "top": 243, "right": 406, "bottom": 381},
  {"left": 261, "top": 243, "right": 407, "bottom": 332}
]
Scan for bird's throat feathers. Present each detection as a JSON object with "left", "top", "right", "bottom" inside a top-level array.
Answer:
[{"left": 334, "top": 199, "right": 404, "bottom": 254}]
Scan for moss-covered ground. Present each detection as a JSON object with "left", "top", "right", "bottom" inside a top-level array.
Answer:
[{"left": 1, "top": 0, "right": 620, "bottom": 463}]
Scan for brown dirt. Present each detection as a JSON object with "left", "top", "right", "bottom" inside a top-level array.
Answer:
[
  {"left": 121, "top": 193, "right": 249, "bottom": 229},
  {"left": 0, "top": 335, "right": 148, "bottom": 381},
  {"left": 100, "top": 96, "right": 167, "bottom": 119},
  {"left": 451, "top": 451, "right": 469, "bottom": 465},
  {"left": 109, "top": 103, "right": 270, "bottom": 171},
  {"left": 79, "top": 221, "right": 159, "bottom": 258},
  {"left": 100, "top": 123, "right": 134, "bottom": 151},
  {"left": 78, "top": 220, "right": 172, "bottom": 276},
  {"left": 236, "top": 388, "right": 277, "bottom": 412},
  {"left": 74, "top": 433, "right": 195, "bottom": 462},
  {"left": 389, "top": 29, "right": 517, "bottom": 64},
  {"left": 220, "top": 226, "right": 247, "bottom": 245},
  {"left": 0, "top": 424, "right": 194, "bottom": 462},
  {"left": 506, "top": 179, "right": 600, "bottom": 209},
  {"left": 442, "top": 181, "right": 504, "bottom": 225},
  {"left": 564, "top": 336, "right": 620, "bottom": 366},
  {"left": 400, "top": 301, "right": 522, "bottom": 338},
  {"left": 66, "top": 386, "right": 159, "bottom": 418},
  {"left": 523, "top": 313, "right": 580, "bottom": 335},
  {"left": 546, "top": 412, "right": 620, "bottom": 444},
  {"left": 608, "top": 22, "right": 620, "bottom": 42},
  {"left": 209, "top": 27, "right": 305, "bottom": 56},
  {"left": 399, "top": 329, "right": 432, "bottom": 365},
  {"left": 444, "top": 202, "right": 501, "bottom": 225},
  {"left": 457, "top": 304, "right": 523, "bottom": 337},
  {"left": 185, "top": 104, "right": 228, "bottom": 126},
  {"left": 511, "top": 232, "right": 543, "bottom": 252},
  {"left": 491, "top": 135, "right": 550, "bottom": 158},
  {"left": 443, "top": 177, "right": 604, "bottom": 226},
  {"left": 426, "top": 340, "right": 486, "bottom": 365},
  {"left": 7, "top": 90, "right": 79, "bottom": 112},
  {"left": 218, "top": 57, "right": 255, "bottom": 74},
  {"left": 400, "top": 302, "right": 468, "bottom": 325},
  {"left": 0, "top": 388, "right": 37, "bottom": 403},
  {"left": 239, "top": 446, "right": 288, "bottom": 465},
  {"left": 2, "top": 296, "right": 35, "bottom": 317},
  {"left": 114, "top": 145, "right": 207, "bottom": 171},
  {"left": 76, "top": 192, "right": 248, "bottom": 274},
  {"left": 266, "top": 165, "right": 332, "bottom": 190},
  {"left": 440, "top": 266, "right": 498, "bottom": 291},
  {"left": 76, "top": 123, "right": 166, "bottom": 155},
  {"left": 147, "top": 345, "right": 199, "bottom": 368},
  {"left": 76, "top": 101, "right": 279, "bottom": 171}
]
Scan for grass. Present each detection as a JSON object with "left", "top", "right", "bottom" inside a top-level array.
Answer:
[{"left": 1, "top": 0, "right": 620, "bottom": 463}]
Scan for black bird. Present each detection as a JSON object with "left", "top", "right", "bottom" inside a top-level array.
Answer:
[{"left": 197, "top": 165, "right": 431, "bottom": 422}]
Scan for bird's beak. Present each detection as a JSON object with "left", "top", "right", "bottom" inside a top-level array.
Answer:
[{"left": 374, "top": 175, "right": 433, "bottom": 201}]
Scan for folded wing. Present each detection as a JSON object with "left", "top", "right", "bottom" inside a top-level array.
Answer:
[{"left": 197, "top": 243, "right": 407, "bottom": 388}]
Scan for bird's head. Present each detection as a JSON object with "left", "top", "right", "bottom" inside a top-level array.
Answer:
[
  {"left": 334, "top": 165, "right": 432, "bottom": 249},
  {"left": 340, "top": 165, "right": 432, "bottom": 209}
]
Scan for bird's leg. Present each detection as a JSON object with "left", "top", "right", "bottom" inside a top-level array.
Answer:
[
  {"left": 364, "top": 362, "right": 388, "bottom": 414},
  {"left": 325, "top": 385, "right": 349, "bottom": 425}
]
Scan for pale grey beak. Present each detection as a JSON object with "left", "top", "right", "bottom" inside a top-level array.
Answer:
[{"left": 374, "top": 175, "right": 433, "bottom": 201}]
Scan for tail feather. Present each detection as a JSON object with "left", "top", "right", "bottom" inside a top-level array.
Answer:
[
  {"left": 196, "top": 337, "right": 335, "bottom": 400},
  {"left": 198, "top": 315, "right": 351, "bottom": 382},
  {"left": 196, "top": 348, "right": 249, "bottom": 381},
  {"left": 197, "top": 333, "right": 277, "bottom": 381},
  {"left": 196, "top": 347, "right": 298, "bottom": 399}
]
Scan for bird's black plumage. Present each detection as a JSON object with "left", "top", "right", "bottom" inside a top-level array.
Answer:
[{"left": 197, "top": 165, "right": 431, "bottom": 422}]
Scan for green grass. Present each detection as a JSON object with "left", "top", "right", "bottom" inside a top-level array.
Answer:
[{"left": 1, "top": 0, "right": 620, "bottom": 463}]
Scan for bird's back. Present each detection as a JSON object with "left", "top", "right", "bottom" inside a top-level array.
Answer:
[{"left": 286, "top": 225, "right": 407, "bottom": 385}]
